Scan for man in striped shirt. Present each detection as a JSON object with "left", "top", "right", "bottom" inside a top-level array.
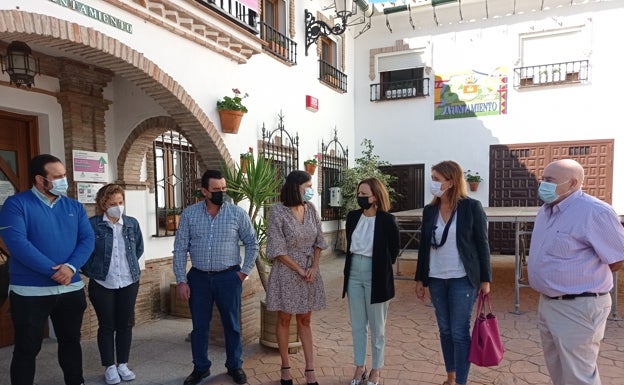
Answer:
[
  {"left": 173, "top": 170, "right": 258, "bottom": 385},
  {"left": 528, "top": 159, "right": 624, "bottom": 385}
]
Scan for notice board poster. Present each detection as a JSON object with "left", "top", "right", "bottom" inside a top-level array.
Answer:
[
  {"left": 73, "top": 150, "right": 109, "bottom": 182},
  {"left": 77, "top": 183, "right": 104, "bottom": 204}
]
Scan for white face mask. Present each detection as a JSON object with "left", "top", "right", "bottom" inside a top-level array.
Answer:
[
  {"left": 106, "top": 205, "right": 124, "bottom": 218},
  {"left": 429, "top": 181, "right": 447, "bottom": 197}
]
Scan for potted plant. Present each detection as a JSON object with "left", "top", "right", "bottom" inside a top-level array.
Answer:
[
  {"left": 240, "top": 147, "right": 254, "bottom": 173},
  {"left": 551, "top": 67, "right": 562, "bottom": 82},
  {"left": 276, "top": 38, "right": 287, "bottom": 57},
  {"left": 216, "top": 88, "right": 249, "bottom": 134},
  {"left": 304, "top": 154, "right": 320, "bottom": 175},
  {"left": 158, "top": 207, "right": 183, "bottom": 231},
  {"left": 223, "top": 156, "right": 303, "bottom": 352},
  {"left": 464, "top": 170, "right": 484, "bottom": 192}
]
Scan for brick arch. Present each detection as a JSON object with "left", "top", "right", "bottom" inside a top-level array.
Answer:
[
  {"left": 117, "top": 116, "right": 179, "bottom": 192},
  {"left": 0, "top": 10, "right": 235, "bottom": 177}
]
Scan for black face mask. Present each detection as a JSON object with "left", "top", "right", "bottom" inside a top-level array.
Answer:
[
  {"left": 209, "top": 191, "right": 224, "bottom": 206},
  {"left": 357, "top": 196, "right": 373, "bottom": 210}
]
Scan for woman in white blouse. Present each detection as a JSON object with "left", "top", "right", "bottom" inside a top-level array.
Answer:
[
  {"left": 82, "top": 184, "right": 144, "bottom": 385},
  {"left": 342, "top": 178, "right": 400, "bottom": 385}
]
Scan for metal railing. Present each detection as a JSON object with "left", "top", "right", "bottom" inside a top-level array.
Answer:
[
  {"left": 370, "top": 78, "right": 430, "bottom": 101},
  {"left": 320, "top": 130, "right": 348, "bottom": 221},
  {"left": 319, "top": 60, "right": 347, "bottom": 93},
  {"left": 260, "top": 24, "right": 297, "bottom": 65},
  {"left": 195, "top": 0, "right": 258, "bottom": 33},
  {"left": 513, "top": 59, "right": 589, "bottom": 88}
]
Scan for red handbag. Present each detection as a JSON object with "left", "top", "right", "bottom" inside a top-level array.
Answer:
[{"left": 468, "top": 292, "right": 505, "bottom": 367}]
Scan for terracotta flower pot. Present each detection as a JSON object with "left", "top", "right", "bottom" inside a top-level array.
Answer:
[
  {"left": 469, "top": 181, "right": 480, "bottom": 192},
  {"left": 240, "top": 157, "right": 250, "bottom": 173},
  {"left": 218, "top": 109, "right": 244, "bottom": 134},
  {"left": 305, "top": 163, "right": 317, "bottom": 175},
  {"left": 165, "top": 214, "right": 180, "bottom": 231}
]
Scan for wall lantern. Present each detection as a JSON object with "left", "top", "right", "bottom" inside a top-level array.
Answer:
[
  {"left": 1, "top": 41, "right": 40, "bottom": 88},
  {"left": 304, "top": 0, "right": 357, "bottom": 56}
]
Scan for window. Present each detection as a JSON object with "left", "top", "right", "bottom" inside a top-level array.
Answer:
[
  {"left": 372, "top": 51, "right": 429, "bottom": 100},
  {"left": 520, "top": 29, "right": 584, "bottom": 66},
  {"left": 321, "top": 37, "right": 337, "bottom": 67},
  {"left": 261, "top": 0, "right": 296, "bottom": 63},
  {"left": 381, "top": 67, "right": 426, "bottom": 97},
  {"left": 319, "top": 37, "right": 347, "bottom": 92},
  {"left": 153, "top": 131, "right": 200, "bottom": 236},
  {"left": 263, "top": 0, "right": 284, "bottom": 33},
  {"left": 320, "top": 133, "right": 348, "bottom": 221},
  {"left": 514, "top": 28, "right": 589, "bottom": 87},
  {"left": 320, "top": 164, "right": 344, "bottom": 220}
]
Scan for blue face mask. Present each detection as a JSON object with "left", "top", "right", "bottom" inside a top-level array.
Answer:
[
  {"left": 302, "top": 187, "right": 314, "bottom": 202},
  {"left": 45, "top": 177, "right": 69, "bottom": 196},
  {"left": 538, "top": 180, "right": 569, "bottom": 204}
]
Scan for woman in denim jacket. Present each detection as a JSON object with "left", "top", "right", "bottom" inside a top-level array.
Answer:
[{"left": 82, "top": 184, "right": 144, "bottom": 385}]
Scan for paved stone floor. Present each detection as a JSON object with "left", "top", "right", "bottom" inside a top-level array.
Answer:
[{"left": 1, "top": 253, "right": 623, "bottom": 385}]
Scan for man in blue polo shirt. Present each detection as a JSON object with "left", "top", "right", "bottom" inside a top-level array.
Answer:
[{"left": 0, "top": 154, "right": 95, "bottom": 385}]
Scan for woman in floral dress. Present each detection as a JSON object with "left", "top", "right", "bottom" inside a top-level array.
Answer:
[{"left": 266, "top": 170, "right": 328, "bottom": 385}]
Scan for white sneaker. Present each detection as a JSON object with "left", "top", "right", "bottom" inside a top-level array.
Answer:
[
  {"left": 117, "top": 363, "right": 136, "bottom": 381},
  {"left": 105, "top": 365, "right": 121, "bottom": 385}
]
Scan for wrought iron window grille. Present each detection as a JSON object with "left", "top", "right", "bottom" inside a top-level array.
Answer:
[
  {"left": 260, "top": 112, "right": 300, "bottom": 203},
  {"left": 319, "top": 60, "right": 347, "bottom": 93},
  {"left": 153, "top": 130, "right": 199, "bottom": 237},
  {"left": 370, "top": 78, "right": 430, "bottom": 101},
  {"left": 196, "top": 0, "right": 258, "bottom": 34},
  {"left": 514, "top": 60, "right": 588, "bottom": 88},
  {"left": 260, "top": 23, "right": 297, "bottom": 65},
  {"left": 320, "top": 129, "right": 348, "bottom": 221}
]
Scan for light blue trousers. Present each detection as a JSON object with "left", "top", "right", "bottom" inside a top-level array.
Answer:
[{"left": 347, "top": 254, "right": 389, "bottom": 370}]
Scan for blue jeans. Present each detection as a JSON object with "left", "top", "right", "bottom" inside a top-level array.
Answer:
[
  {"left": 187, "top": 266, "right": 243, "bottom": 372},
  {"left": 88, "top": 279, "right": 140, "bottom": 366},
  {"left": 347, "top": 254, "right": 389, "bottom": 369},
  {"left": 9, "top": 289, "right": 87, "bottom": 385},
  {"left": 428, "top": 277, "right": 477, "bottom": 385}
]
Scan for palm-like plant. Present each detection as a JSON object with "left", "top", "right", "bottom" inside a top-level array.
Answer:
[{"left": 223, "top": 155, "right": 282, "bottom": 290}]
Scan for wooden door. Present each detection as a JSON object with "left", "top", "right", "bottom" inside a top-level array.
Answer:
[
  {"left": 489, "top": 139, "right": 613, "bottom": 253},
  {"left": 381, "top": 164, "right": 425, "bottom": 249},
  {"left": 0, "top": 109, "right": 39, "bottom": 347}
]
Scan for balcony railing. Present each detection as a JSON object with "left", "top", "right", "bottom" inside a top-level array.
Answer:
[
  {"left": 370, "top": 78, "right": 430, "bottom": 101},
  {"left": 195, "top": 0, "right": 258, "bottom": 33},
  {"left": 319, "top": 60, "right": 347, "bottom": 93},
  {"left": 260, "top": 24, "right": 297, "bottom": 65},
  {"left": 514, "top": 60, "right": 588, "bottom": 88}
]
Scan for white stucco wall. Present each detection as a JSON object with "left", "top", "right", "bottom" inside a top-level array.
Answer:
[
  {"left": 0, "top": 0, "right": 356, "bottom": 261},
  {"left": 353, "top": 1, "right": 624, "bottom": 209},
  {"left": 6, "top": 0, "right": 621, "bottom": 264}
]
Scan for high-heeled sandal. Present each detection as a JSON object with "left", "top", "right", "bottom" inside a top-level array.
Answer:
[
  {"left": 367, "top": 369, "right": 380, "bottom": 385},
  {"left": 305, "top": 368, "right": 319, "bottom": 385},
  {"left": 280, "top": 366, "right": 293, "bottom": 385},
  {"left": 350, "top": 366, "right": 367, "bottom": 385}
]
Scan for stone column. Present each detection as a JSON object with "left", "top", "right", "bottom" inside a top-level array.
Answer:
[{"left": 55, "top": 59, "right": 113, "bottom": 198}]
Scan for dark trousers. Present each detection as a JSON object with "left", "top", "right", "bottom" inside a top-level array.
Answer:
[
  {"left": 9, "top": 289, "right": 87, "bottom": 385},
  {"left": 88, "top": 279, "right": 139, "bottom": 367},
  {"left": 187, "top": 266, "right": 243, "bottom": 372}
]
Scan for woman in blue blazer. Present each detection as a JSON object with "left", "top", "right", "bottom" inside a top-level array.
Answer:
[
  {"left": 343, "top": 177, "right": 399, "bottom": 385},
  {"left": 415, "top": 161, "right": 492, "bottom": 385}
]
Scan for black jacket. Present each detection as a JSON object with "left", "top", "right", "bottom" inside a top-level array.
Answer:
[
  {"left": 415, "top": 198, "right": 492, "bottom": 288},
  {"left": 342, "top": 209, "right": 400, "bottom": 304}
]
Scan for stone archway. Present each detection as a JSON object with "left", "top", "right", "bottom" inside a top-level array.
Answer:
[
  {"left": 117, "top": 116, "right": 179, "bottom": 191},
  {"left": 0, "top": 10, "right": 261, "bottom": 341},
  {"left": 0, "top": 10, "right": 235, "bottom": 173}
]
